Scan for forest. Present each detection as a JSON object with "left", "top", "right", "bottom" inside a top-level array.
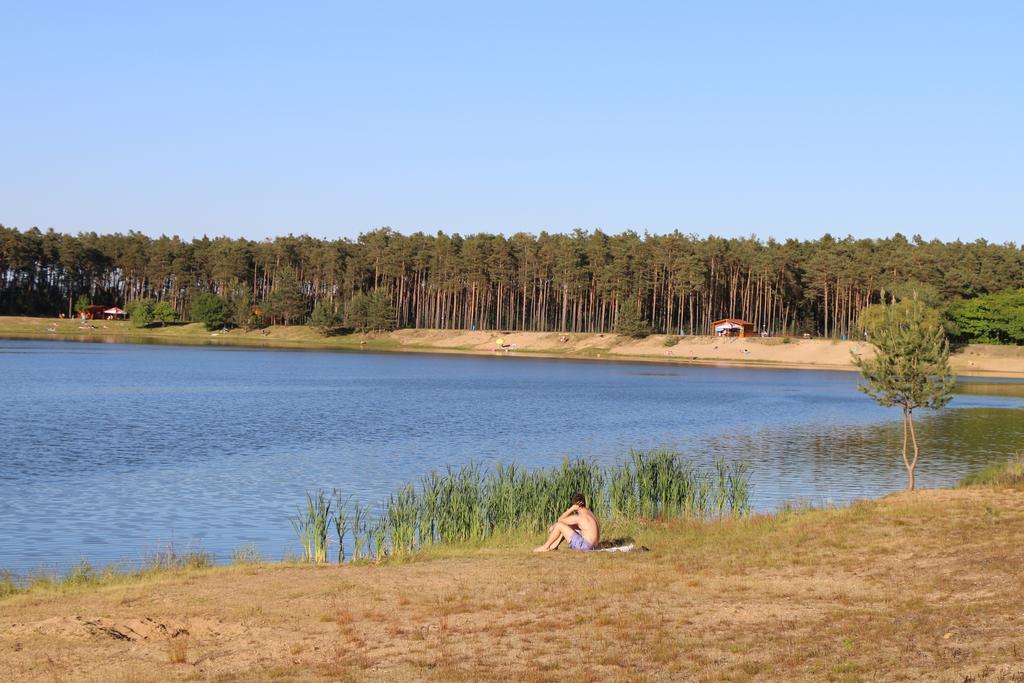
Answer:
[{"left": 1, "top": 224, "right": 1022, "bottom": 339}]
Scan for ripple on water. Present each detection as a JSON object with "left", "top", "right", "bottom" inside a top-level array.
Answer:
[{"left": 0, "top": 338, "right": 1021, "bottom": 576}]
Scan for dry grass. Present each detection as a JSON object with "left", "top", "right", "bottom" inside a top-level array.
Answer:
[
  {"left": 165, "top": 636, "right": 189, "bottom": 664},
  {"left": 2, "top": 487, "right": 1023, "bottom": 681}
]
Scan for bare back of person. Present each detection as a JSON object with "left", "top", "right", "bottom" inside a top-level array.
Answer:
[{"left": 533, "top": 493, "right": 601, "bottom": 552}]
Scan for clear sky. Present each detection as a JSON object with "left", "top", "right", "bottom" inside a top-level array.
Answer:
[{"left": 1, "top": 1, "right": 1021, "bottom": 243}]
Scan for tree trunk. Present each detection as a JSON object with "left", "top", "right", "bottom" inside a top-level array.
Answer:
[{"left": 906, "top": 406, "right": 920, "bottom": 491}]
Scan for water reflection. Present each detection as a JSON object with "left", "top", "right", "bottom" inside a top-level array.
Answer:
[{"left": 0, "top": 338, "right": 1021, "bottom": 576}]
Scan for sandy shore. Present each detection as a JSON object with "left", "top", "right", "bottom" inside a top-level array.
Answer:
[
  {"left": 2, "top": 486, "right": 1022, "bottom": 681},
  {"left": 3, "top": 316, "right": 1024, "bottom": 378}
]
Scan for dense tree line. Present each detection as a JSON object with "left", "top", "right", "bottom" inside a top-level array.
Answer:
[
  {"left": 1, "top": 224, "right": 1022, "bottom": 337},
  {"left": 944, "top": 289, "right": 1024, "bottom": 345}
]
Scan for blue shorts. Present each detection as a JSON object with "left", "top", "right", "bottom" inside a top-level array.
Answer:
[{"left": 568, "top": 531, "right": 593, "bottom": 551}]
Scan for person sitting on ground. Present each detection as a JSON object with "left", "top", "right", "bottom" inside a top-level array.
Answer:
[{"left": 533, "top": 492, "right": 600, "bottom": 552}]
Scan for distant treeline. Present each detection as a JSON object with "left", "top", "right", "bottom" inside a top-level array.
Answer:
[{"left": 1, "top": 225, "right": 1022, "bottom": 337}]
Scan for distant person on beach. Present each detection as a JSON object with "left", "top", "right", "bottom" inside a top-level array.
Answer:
[{"left": 533, "top": 493, "right": 600, "bottom": 552}]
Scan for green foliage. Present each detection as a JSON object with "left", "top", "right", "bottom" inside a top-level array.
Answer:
[
  {"left": 309, "top": 299, "right": 343, "bottom": 336},
  {"left": 853, "top": 298, "right": 955, "bottom": 490},
  {"left": 151, "top": 300, "right": 177, "bottom": 326},
  {"left": 319, "top": 450, "right": 751, "bottom": 563},
  {"left": 231, "top": 289, "right": 260, "bottom": 330},
  {"left": 345, "top": 290, "right": 397, "bottom": 333},
  {"left": 345, "top": 292, "right": 370, "bottom": 332},
  {"left": 265, "top": 267, "right": 306, "bottom": 325},
  {"left": 290, "top": 490, "right": 332, "bottom": 564},
  {"left": 859, "top": 299, "right": 943, "bottom": 341},
  {"left": 125, "top": 299, "right": 175, "bottom": 328},
  {"left": 367, "top": 289, "right": 397, "bottom": 332},
  {"left": 959, "top": 452, "right": 1024, "bottom": 488},
  {"left": 191, "top": 293, "right": 231, "bottom": 331},
  {"left": 855, "top": 299, "right": 954, "bottom": 411},
  {"left": 126, "top": 298, "right": 156, "bottom": 328},
  {"left": 334, "top": 494, "right": 350, "bottom": 563},
  {"left": 6, "top": 225, "right": 1024, "bottom": 338},
  {"left": 888, "top": 281, "right": 943, "bottom": 308},
  {"left": 944, "top": 289, "right": 1024, "bottom": 345},
  {"left": 616, "top": 299, "right": 650, "bottom": 338},
  {"left": 663, "top": 335, "right": 680, "bottom": 347},
  {"left": 74, "top": 293, "right": 91, "bottom": 313}
]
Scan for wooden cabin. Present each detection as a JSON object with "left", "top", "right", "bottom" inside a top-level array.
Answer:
[
  {"left": 713, "top": 318, "right": 755, "bottom": 338},
  {"left": 78, "top": 305, "right": 108, "bottom": 320}
]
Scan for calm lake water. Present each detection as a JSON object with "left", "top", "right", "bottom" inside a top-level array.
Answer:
[{"left": 1, "top": 338, "right": 1022, "bottom": 575}]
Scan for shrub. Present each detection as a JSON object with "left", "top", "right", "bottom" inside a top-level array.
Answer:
[
  {"left": 126, "top": 299, "right": 156, "bottom": 328},
  {"left": 192, "top": 293, "right": 231, "bottom": 331},
  {"left": 615, "top": 300, "right": 650, "bottom": 338},
  {"left": 151, "top": 300, "right": 177, "bottom": 326},
  {"left": 309, "top": 300, "right": 343, "bottom": 335}
]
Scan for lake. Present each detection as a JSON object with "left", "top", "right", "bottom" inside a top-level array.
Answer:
[{"left": 1, "top": 338, "right": 1021, "bottom": 576}]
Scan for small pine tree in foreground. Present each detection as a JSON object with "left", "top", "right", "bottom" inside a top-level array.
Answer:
[{"left": 853, "top": 297, "right": 955, "bottom": 490}]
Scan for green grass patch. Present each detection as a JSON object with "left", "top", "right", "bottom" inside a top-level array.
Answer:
[
  {"left": 309, "top": 450, "right": 752, "bottom": 564},
  {"left": 959, "top": 452, "right": 1024, "bottom": 487}
]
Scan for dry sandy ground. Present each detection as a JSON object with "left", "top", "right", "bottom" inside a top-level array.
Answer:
[
  {"left": 391, "top": 329, "right": 1024, "bottom": 377},
  {"left": 4, "top": 316, "right": 1024, "bottom": 377},
  {"left": 3, "top": 488, "right": 1023, "bottom": 682}
]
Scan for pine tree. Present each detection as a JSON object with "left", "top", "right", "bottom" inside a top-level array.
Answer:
[
  {"left": 615, "top": 299, "right": 650, "bottom": 338},
  {"left": 266, "top": 267, "right": 306, "bottom": 325},
  {"left": 345, "top": 292, "right": 371, "bottom": 332},
  {"left": 192, "top": 293, "right": 231, "bottom": 331},
  {"left": 853, "top": 297, "right": 955, "bottom": 490},
  {"left": 367, "top": 290, "right": 397, "bottom": 332},
  {"left": 309, "top": 299, "right": 343, "bottom": 335}
]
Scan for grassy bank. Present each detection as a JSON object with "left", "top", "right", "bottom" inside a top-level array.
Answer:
[
  {"left": 4, "top": 315, "right": 1024, "bottom": 377},
  {"left": 2, "top": 471, "right": 1023, "bottom": 680},
  {"left": 960, "top": 452, "right": 1024, "bottom": 488},
  {"left": 295, "top": 452, "right": 750, "bottom": 564}
]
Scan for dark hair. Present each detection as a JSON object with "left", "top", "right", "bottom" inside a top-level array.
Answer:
[{"left": 570, "top": 492, "right": 586, "bottom": 508}]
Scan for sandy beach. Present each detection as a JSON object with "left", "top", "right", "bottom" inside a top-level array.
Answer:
[{"left": 3, "top": 316, "right": 1023, "bottom": 378}]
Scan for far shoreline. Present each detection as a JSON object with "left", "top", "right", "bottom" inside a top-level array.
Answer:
[{"left": 3, "top": 315, "right": 1024, "bottom": 379}]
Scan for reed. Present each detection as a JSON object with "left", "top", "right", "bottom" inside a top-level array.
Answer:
[
  {"left": 289, "top": 490, "right": 332, "bottom": 564},
  {"left": 385, "top": 485, "right": 419, "bottom": 556},
  {"left": 334, "top": 493, "right": 350, "bottom": 563},
  {"left": 351, "top": 502, "right": 369, "bottom": 562},
  {"left": 230, "top": 544, "right": 263, "bottom": 565},
  {"left": 309, "top": 449, "right": 752, "bottom": 563},
  {"left": 370, "top": 518, "right": 388, "bottom": 562}
]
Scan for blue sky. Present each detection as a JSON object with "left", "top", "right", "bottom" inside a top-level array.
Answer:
[{"left": 1, "top": 1, "right": 1020, "bottom": 243}]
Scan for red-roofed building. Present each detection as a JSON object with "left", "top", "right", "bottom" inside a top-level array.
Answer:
[{"left": 712, "top": 318, "right": 755, "bottom": 338}]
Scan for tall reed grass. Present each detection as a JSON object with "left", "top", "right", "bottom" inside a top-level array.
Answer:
[
  {"left": 297, "top": 449, "right": 751, "bottom": 564},
  {"left": 290, "top": 490, "right": 332, "bottom": 564}
]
